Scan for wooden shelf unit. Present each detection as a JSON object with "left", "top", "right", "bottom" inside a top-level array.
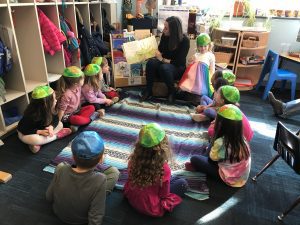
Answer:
[
  {"left": 235, "top": 31, "right": 270, "bottom": 90},
  {"left": 212, "top": 28, "right": 241, "bottom": 72},
  {"left": 0, "top": 0, "right": 116, "bottom": 137},
  {"left": 212, "top": 28, "right": 269, "bottom": 90}
]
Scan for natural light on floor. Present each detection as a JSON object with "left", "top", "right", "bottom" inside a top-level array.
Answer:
[
  {"left": 195, "top": 196, "right": 240, "bottom": 224},
  {"left": 249, "top": 119, "right": 276, "bottom": 139}
]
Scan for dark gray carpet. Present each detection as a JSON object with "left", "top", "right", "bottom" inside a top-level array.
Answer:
[{"left": 0, "top": 88, "right": 300, "bottom": 225}]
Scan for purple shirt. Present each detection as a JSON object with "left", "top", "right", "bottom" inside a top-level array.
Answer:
[
  {"left": 81, "top": 84, "right": 106, "bottom": 105},
  {"left": 57, "top": 86, "right": 81, "bottom": 115}
]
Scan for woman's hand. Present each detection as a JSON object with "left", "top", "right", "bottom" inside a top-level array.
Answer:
[{"left": 155, "top": 50, "right": 163, "bottom": 61}]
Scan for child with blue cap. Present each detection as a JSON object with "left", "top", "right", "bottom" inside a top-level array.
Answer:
[{"left": 46, "top": 131, "right": 120, "bottom": 225}]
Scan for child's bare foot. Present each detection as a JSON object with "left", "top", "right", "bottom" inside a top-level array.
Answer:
[
  {"left": 97, "top": 109, "right": 105, "bottom": 118},
  {"left": 29, "top": 145, "right": 41, "bottom": 153},
  {"left": 190, "top": 113, "right": 209, "bottom": 122}
]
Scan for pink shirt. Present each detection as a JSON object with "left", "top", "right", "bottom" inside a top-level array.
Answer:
[
  {"left": 57, "top": 86, "right": 81, "bottom": 115},
  {"left": 81, "top": 84, "right": 106, "bottom": 105},
  {"left": 124, "top": 162, "right": 182, "bottom": 217},
  {"left": 208, "top": 113, "right": 253, "bottom": 142}
]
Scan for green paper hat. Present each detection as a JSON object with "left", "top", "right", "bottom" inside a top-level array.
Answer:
[
  {"left": 91, "top": 57, "right": 103, "bottom": 66},
  {"left": 196, "top": 33, "right": 211, "bottom": 46},
  {"left": 222, "top": 70, "right": 236, "bottom": 85},
  {"left": 217, "top": 104, "right": 242, "bottom": 121},
  {"left": 84, "top": 64, "right": 101, "bottom": 76},
  {"left": 221, "top": 85, "right": 240, "bottom": 103},
  {"left": 63, "top": 66, "right": 84, "bottom": 78},
  {"left": 32, "top": 85, "right": 54, "bottom": 99},
  {"left": 139, "top": 123, "right": 166, "bottom": 148}
]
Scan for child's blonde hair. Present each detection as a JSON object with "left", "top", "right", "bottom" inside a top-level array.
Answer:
[
  {"left": 56, "top": 66, "right": 84, "bottom": 101},
  {"left": 84, "top": 74, "right": 101, "bottom": 91}
]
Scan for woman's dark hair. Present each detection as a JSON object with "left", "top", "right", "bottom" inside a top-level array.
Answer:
[
  {"left": 23, "top": 93, "right": 55, "bottom": 126},
  {"left": 214, "top": 77, "right": 229, "bottom": 90},
  {"left": 165, "top": 16, "right": 183, "bottom": 50},
  {"left": 213, "top": 115, "right": 249, "bottom": 163}
]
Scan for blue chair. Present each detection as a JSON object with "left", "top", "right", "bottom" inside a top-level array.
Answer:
[{"left": 256, "top": 50, "right": 297, "bottom": 100}]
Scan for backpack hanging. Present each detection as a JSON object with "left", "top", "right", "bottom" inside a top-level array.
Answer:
[{"left": 0, "top": 38, "right": 12, "bottom": 76}]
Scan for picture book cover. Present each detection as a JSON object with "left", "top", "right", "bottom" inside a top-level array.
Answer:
[
  {"left": 114, "top": 61, "right": 130, "bottom": 77},
  {"left": 112, "top": 38, "right": 127, "bottom": 51},
  {"left": 122, "top": 36, "right": 158, "bottom": 64}
]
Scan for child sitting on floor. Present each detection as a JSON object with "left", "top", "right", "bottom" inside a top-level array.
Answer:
[
  {"left": 81, "top": 64, "right": 114, "bottom": 117},
  {"left": 17, "top": 85, "right": 72, "bottom": 153},
  {"left": 191, "top": 70, "right": 236, "bottom": 122},
  {"left": 46, "top": 131, "right": 120, "bottom": 225},
  {"left": 91, "top": 57, "right": 120, "bottom": 103},
  {"left": 56, "top": 66, "right": 96, "bottom": 130},
  {"left": 124, "top": 123, "right": 188, "bottom": 217},
  {"left": 188, "top": 104, "right": 251, "bottom": 187},
  {"left": 206, "top": 85, "right": 254, "bottom": 142}
]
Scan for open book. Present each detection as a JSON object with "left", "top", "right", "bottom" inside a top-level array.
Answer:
[{"left": 122, "top": 35, "right": 158, "bottom": 64}]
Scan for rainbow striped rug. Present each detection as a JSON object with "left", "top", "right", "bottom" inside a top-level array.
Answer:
[{"left": 44, "top": 93, "right": 210, "bottom": 199}]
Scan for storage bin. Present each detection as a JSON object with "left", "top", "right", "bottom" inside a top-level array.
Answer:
[
  {"left": 242, "top": 36, "right": 259, "bottom": 48},
  {"left": 221, "top": 37, "right": 236, "bottom": 46},
  {"left": 214, "top": 52, "right": 233, "bottom": 64}
]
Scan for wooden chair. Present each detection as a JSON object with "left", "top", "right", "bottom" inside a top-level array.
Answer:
[{"left": 252, "top": 121, "right": 300, "bottom": 220}]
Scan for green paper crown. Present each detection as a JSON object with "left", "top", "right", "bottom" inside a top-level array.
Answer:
[
  {"left": 221, "top": 85, "right": 240, "bottom": 103},
  {"left": 140, "top": 123, "right": 166, "bottom": 148},
  {"left": 91, "top": 57, "right": 103, "bottom": 66},
  {"left": 84, "top": 64, "right": 101, "bottom": 76},
  {"left": 196, "top": 33, "right": 211, "bottom": 46},
  {"left": 222, "top": 70, "right": 236, "bottom": 85},
  {"left": 32, "top": 85, "right": 54, "bottom": 99},
  {"left": 218, "top": 104, "right": 242, "bottom": 121},
  {"left": 63, "top": 66, "right": 84, "bottom": 78}
]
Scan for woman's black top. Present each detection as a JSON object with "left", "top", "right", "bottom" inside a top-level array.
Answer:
[
  {"left": 17, "top": 114, "right": 59, "bottom": 135},
  {"left": 158, "top": 34, "right": 190, "bottom": 67}
]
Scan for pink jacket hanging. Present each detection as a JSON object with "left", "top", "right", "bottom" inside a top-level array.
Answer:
[{"left": 37, "top": 8, "right": 66, "bottom": 56}]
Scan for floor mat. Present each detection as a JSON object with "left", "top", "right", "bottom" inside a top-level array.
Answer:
[{"left": 44, "top": 93, "right": 210, "bottom": 199}]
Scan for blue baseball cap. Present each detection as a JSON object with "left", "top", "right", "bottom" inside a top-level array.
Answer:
[{"left": 71, "top": 131, "right": 104, "bottom": 159}]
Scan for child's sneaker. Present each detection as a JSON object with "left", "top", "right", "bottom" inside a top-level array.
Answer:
[
  {"left": 29, "top": 145, "right": 41, "bottom": 154},
  {"left": 185, "top": 162, "right": 196, "bottom": 172},
  {"left": 97, "top": 109, "right": 105, "bottom": 118},
  {"left": 90, "top": 112, "right": 100, "bottom": 121},
  {"left": 56, "top": 128, "right": 72, "bottom": 139},
  {"left": 112, "top": 96, "right": 119, "bottom": 103}
]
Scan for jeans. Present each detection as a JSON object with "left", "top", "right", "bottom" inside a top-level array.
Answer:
[
  {"left": 145, "top": 58, "right": 184, "bottom": 95},
  {"left": 282, "top": 99, "right": 300, "bottom": 117},
  {"left": 200, "top": 95, "right": 217, "bottom": 119}
]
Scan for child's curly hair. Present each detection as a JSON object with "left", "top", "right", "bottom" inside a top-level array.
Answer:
[{"left": 128, "top": 136, "right": 172, "bottom": 187}]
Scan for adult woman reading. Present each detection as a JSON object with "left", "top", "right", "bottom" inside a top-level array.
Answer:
[{"left": 141, "top": 16, "right": 190, "bottom": 103}]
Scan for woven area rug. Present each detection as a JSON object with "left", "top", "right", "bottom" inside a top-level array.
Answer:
[{"left": 44, "top": 92, "right": 211, "bottom": 200}]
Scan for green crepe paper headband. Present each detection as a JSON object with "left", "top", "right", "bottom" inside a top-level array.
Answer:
[
  {"left": 91, "top": 57, "right": 103, "bottom": 66},
  {"left": 63, "top": 66, "right": 84, "bottom": 78},
  {"left": 140, "top": 123, "right": 166, "bottom": 148},
  {"left": 221, "top": 85, "right": 240, "bottom": 103},
  {"left": 196, "top": 33, "right": 211, "bottom": 46},
  {"left": 222, "top": 70, "right": 236, "bottom": 85},
  {"left": 217, "top": 104, "right": 242, "bottom": 121},
  {"left": 32, "top": 85, "right": 54, "bottom": 99},
  {"left": 84, "top": 64, "right": 101, "bottom": 76}
]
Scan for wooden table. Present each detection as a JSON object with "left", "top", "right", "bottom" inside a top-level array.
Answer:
[{"left": 280, "top": 53, "right": 300, "bottom": 63}]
